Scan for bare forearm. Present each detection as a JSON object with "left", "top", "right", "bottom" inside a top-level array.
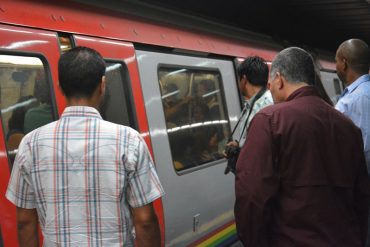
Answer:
[
  {"left": 135, "top": 218, "right": 161, "bottom": 247},
  {"left": 18, "top": 223, "right": 39, "bottom": 247},
  {"left": 16, "top": 207, "right": 39, "bottom": 247}
]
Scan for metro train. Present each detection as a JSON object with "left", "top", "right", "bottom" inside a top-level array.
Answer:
[{"left": 0, "top": 1, "right": 343, "bottom": 246}]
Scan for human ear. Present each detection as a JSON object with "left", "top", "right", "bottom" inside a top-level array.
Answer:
[
  {"left": 100, "top": 76, "right": 106, "bottom": 95},
  {"left": 342, "top": 58, "right": 348, "bottom": 70},
  {"left": 276, "top": 72, "right": 284, "bottom": 89}
]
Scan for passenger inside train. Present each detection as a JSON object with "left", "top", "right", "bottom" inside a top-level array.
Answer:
[
  {"left": 162, "top": 82, "right": 190, "bottom": 127},
  {"left": 6, "top": 95, "right": 38, "bottom": 161},
  {"left": 196, "top": 79, "right": 221, "bottom": 120},
  {"left": 23, "top": 71, "right": 53, "bottom": 134},
  {"left": 0, "top": 57, "right": 54, "bottom": 169}
]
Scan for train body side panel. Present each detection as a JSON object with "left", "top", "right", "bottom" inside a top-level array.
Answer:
[
  {"left": 0, "top": 24, "right": 64, "bottom": 247},
  {"left": 0, "top": 0, "right": 280, "bottom": 60}
]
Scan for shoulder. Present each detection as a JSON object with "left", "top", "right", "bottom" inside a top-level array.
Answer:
[
  {"left": 24, "top": 120, "right": 57, "bottom": 139},
  {"left": 253, "top": 90, "right": 274, "bottom": 110},
  {"left": 257, "top": 100, "right": 285, "bottom": 116},
  {"left": 340, "top": 83, "right": 370, "bottom": 107},
  {"left": 256, "top": 96, "right": 322, "bottom": 120},
  {"left": 17, "top": 121, "right": 57, "bottom": 156},
  {"left": 99, "top": 119, "right": 144, "bottom": 143},
  {"left": 100, "top": 119, "right": 130, "bottom": 131},
  {"left": 263, "top": 90, "right": 273, "bottom": 100}
]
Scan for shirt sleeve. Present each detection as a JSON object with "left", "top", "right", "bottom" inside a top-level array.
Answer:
[
  {"left": 246, "top": 92, "right": 273, "bottom": 136},
  {"left": 355, "top": 95, "right": 370, "bottom": 165},
  {"left": 336, "top": 94, "right": 370, "bottom": 170},
  {"left": 6, "top": 137, "right": 36, "bottom": 209},
  {"left": 126, "top": 133, "right": 164, "bottom": 208},
  {"left": 234, "top": 112, "right": 279, "bottom": 247}
]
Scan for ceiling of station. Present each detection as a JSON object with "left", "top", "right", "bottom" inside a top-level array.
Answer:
[{"left": 138, "top": 0, "right": 370, "bottom": 53}]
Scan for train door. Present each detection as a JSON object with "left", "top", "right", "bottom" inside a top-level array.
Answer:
[
  {"left": 136, "top": 50, "right": 241, "bottom": 246},
  {"left": 72, "top": 35, "right": 165, "bottom": 244},
  {"left": 0, "top": 24, "right": 62, "bottom": 246}
]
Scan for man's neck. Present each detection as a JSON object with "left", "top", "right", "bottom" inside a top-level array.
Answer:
[
  {"left": 285, "top": 83, "right": 309, "bottom": 100},
  {"left": 246, "top": 85, "right": 263, "bottom": 100},
  {"left": 66, "top": 97, "right": 99, "bottom": 110}
]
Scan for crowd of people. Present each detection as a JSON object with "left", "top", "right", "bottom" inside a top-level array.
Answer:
[{"left": 5, "top": 39, "right": 370, "bottom": 247}]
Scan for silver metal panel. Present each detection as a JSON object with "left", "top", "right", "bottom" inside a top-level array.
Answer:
[
  {"left": 320, "top": 71, "right": 342, "bottom": 104},
  {"left": 136, "top": 50, "right": 241, "bottom": 246}
]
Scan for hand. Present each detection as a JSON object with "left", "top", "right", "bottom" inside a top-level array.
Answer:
[{"left": 223, "top": 140, "right": 239, "bottom": 158}]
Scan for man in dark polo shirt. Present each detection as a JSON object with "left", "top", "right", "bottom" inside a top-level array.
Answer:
[{"left": 234, "top": 47, "right": 370, "bottom": 247}]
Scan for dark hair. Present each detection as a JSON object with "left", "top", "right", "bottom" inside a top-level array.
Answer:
[
  {"left": 58, "top": 46, "right": 106, "bottom": 98},
  {"left": 237, "top": 56, "right": 269, "bottom": 87},
  {"left": 270, "top": 47, "right": 315, "bottom": 85}
]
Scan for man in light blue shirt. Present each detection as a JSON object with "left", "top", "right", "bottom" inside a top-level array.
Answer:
[
  {"left": 335, "top": 39, "right": 370, "bottom": 247},
  {"left": 335, "top": 39, "right": 370, "bottom": 172}
]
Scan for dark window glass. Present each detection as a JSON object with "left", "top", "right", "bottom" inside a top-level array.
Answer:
[
  {"left": 0, "top": 55, "right": 55, "bottom": 169},
  {"left": 101, "top": 61, "right": 135, "bottom": 128},
  {"left": 158, "top": 66, "right": 230, "bottom": 171}
]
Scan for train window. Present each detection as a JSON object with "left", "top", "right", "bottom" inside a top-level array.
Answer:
[
  {"left": 0, "top": 54, "right": 55, "bottom": 169},
  {"left": 158, "top": 66, "right": 231, "bottom": 171},
  {"left": 100, "top": 61, "right": 136, "bottom": 128}
]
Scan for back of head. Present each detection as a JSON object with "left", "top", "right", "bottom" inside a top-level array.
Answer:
[
  {"left": 271, "top": 47, "right": 315, "bottom": 85},
  {"left": 337, "top": 39, "right": 370, "bottom": 74},
  {"left": 58, "top": 47, "right": 106, "bottom": 98},
  {"left": 238, "top": 56, "right": 268, "bottom": 87}
]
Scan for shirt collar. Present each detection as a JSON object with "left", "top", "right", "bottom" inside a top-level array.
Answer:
[
  {"left": 345, "top": 74, "right": 370, "bottom": 94},
  {"left": 61, "top": 106, "right": 103, "bottom": 119},
  {"left": 286, "top": 86, "right": 320, "bottom": 102}
]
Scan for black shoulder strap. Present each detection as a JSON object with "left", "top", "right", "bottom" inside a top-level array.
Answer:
[
  {"left": 237, "top": 87, "right": 267, "bottom": 142},
  {"left": 229, "top": 106, "right": 247, "bottom": 141}
]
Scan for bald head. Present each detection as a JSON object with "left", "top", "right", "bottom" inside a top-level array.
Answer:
[{"left": 337, "top": 39, "right": 370, "bottom": 74}]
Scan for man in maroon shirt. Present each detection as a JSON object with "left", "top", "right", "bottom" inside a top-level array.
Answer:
[{"left": 235, "top": 47, "right": 370, "bottom": 247}]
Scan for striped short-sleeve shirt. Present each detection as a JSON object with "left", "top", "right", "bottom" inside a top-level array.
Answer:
[{"left": 6, "top": 106, "right": 164, "bottom": 246}]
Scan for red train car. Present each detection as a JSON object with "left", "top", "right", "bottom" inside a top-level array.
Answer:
[{"left": 0, "top": 1, "right": 340, "bottom": 246}]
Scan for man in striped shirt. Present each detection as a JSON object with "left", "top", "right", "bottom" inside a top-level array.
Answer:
[
  {"left": 224, "top": 56, "right": 273, "bottom": 174},
  {"left": 6, "top": 47, "right": 164, "bottom": 246}
]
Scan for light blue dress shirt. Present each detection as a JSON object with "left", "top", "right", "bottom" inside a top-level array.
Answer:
[{"left": 336, "top": 74, "right": 370, "bottom": 172}]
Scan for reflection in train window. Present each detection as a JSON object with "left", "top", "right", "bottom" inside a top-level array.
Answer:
[
  {"left": 0, "top": 55, "right": 55, "bottom": 170},
  {"left": 100, "top": 61, "right": 136, "bottom": 129},
  {"left": 158, "top": 66, "right": 231, "bottom": 171}
]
